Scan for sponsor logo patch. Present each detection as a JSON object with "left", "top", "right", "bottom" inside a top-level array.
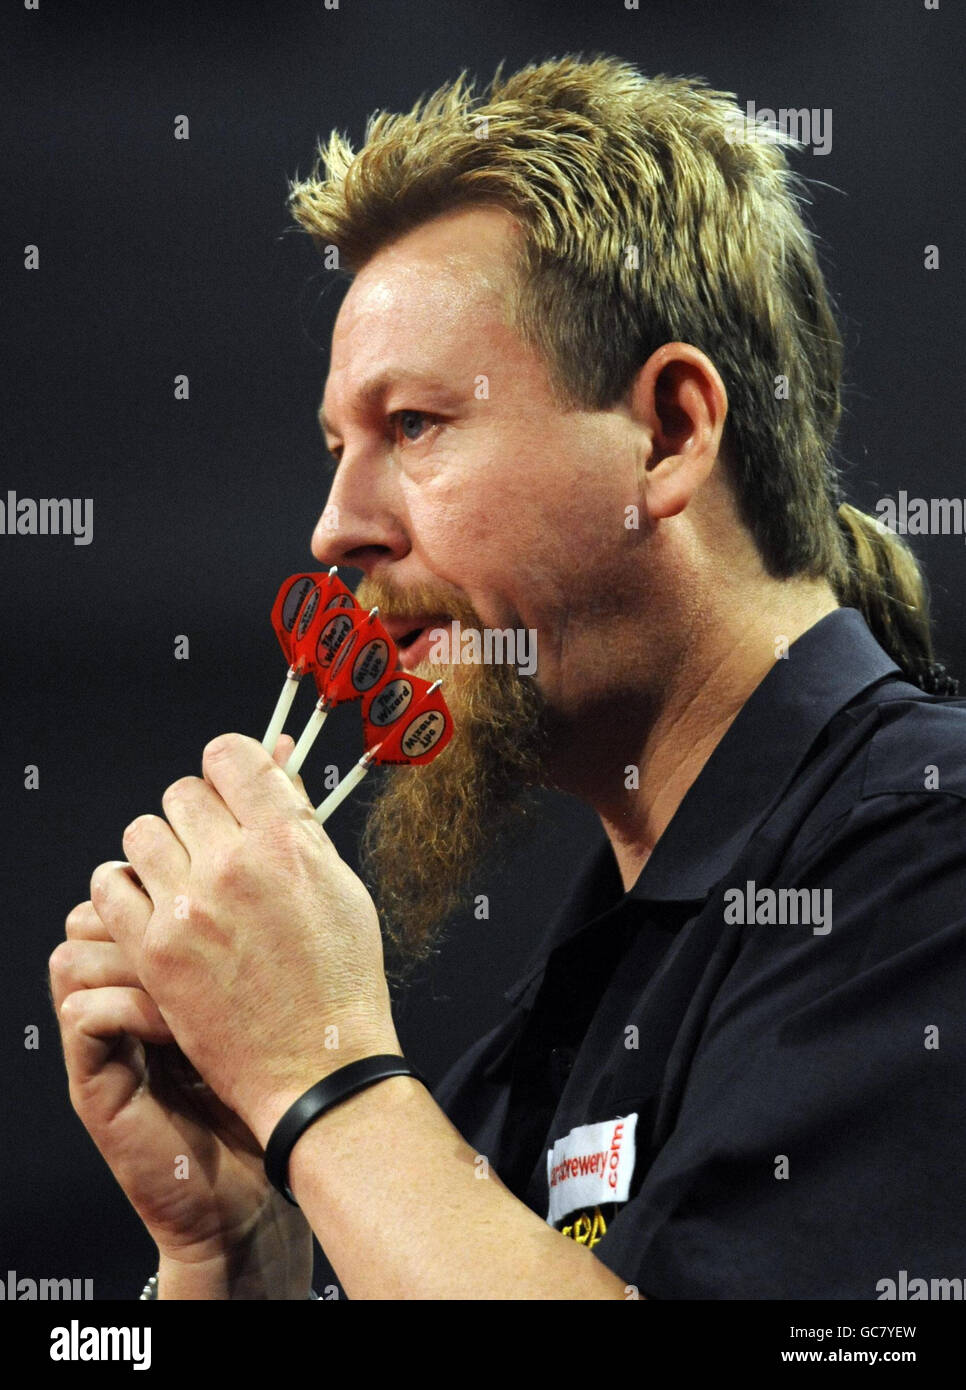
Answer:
[{"left": 546, "top": 1114, "right": 638, "bottom": 1227}]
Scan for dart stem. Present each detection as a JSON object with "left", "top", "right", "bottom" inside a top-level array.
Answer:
[
  {"left": 284, "top": 699, "right": 330, "bottom": 777},
  {"left": 314, "top": 750, "right": 377, "bottom": 824},
  {"left": 261, "top": 666, "right": 301, "bottom": 752}
]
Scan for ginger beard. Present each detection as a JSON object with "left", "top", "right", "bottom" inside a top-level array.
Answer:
[{"left": 354, "top": 576, "right": 550, "bottom": 965}]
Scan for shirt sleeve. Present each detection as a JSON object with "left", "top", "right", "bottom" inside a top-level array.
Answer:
[{"left": 591, "top": 790, "right": 966, "bottom": 1299}]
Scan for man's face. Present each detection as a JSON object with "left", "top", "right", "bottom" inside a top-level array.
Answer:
[
  {"left": 310, "top": 205, "right": 644, "bottom": 957},
  {"left": 312, "top": 204, "right": 642, "bottom": 723}
]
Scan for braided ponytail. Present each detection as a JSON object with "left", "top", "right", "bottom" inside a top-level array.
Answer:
[{"left": 833, "top": 503, "right": 958, "bottom": 696}]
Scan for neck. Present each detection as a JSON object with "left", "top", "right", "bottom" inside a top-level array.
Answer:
[{"left": 553, "top": 578, "right": 841, "bottom": 891}]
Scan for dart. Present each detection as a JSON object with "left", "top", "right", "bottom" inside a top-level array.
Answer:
[
  {"left": 313, "top": 675, "right": 453, "bottom": 824},
  {"left": 261, "top": 568, "right": 356, "bottom": 752},
  {"left": 361, "top": 674, "right": 453, "bottom": 765},
  {"left": 283, "top": 604, "right": 398, "bottom": 777}
]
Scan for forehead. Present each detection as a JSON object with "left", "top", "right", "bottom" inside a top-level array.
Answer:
[{"left": 322, "top": 206, "right": 523, "bottom": 423}]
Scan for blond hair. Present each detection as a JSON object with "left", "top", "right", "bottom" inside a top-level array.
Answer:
[{"left": 288, "top": 56, "right": 948, "bottom": 689}]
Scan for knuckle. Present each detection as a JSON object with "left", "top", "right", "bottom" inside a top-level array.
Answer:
[
  {"left": 141, "top": 929, "right": 178, "bottom": 975},
  {"left": 268, "top": 822, "right": 312, "bottom": 873},
  {"left": 210, "top": 843, "right": 245, "bottom": 888},
  {"left": 65, "top": 902, "right": 95, "bottom": 937},
  {"left": 162, "top": 776, "right": 196, "bottom": 809},
  {"left": 48, "top": 940, "right": 75, "bottom": 982},
  {"left": 204, "top": 733, "right": 241, "bottom": 764},
  {"left": 122, "top": 815, "right": 152, "bottom": 846},
  {"left": 58, "top": 990, "right": 85, "bottom": 1030},
  {"left": 89, "top": 862, "right": 116, "bottom": 906}
]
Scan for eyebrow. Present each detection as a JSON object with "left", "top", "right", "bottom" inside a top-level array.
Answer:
[{"left": 317, "top": 370, "right": 454, "bottom": 441}]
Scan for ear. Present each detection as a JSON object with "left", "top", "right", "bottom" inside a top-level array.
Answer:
[{"left": 628, "top": 343, "right": 729, "bottom": 521}]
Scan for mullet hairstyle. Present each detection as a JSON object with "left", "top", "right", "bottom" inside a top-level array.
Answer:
[{"left": 287, "top": 55, "right": 951, "bottom": 691}]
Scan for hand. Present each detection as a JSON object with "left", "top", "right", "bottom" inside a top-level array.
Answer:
[
  {"left": 50, "top": 738, "right": 316, "bottom": 1296},
  {"left": 90, "top": 731, "right": 402, "bottom": 1148}
]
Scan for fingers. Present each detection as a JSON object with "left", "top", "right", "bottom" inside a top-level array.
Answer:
[
  {"left": 272, "top": 734, "right": 312, "bottom": 807},
  {"left": 90, "top": 858, "right": 155, "bottom": 934},
  {"left": 160, "top": 738, "right": 314, "bottom": 856},
  {"left": 53, "top": 906, "right": 177, "bottom": 1128},
  {"left": 161, "top": 774, "right": 238, "bottom": 858},
  {"left": 66, "top": 898, "right": 115, "bottom": 943},
  {"left": 57, "top": 986, "right": 176, "bottom": 1117},
  {"left": 202, "top": 732, "right": 309, "bottom": 829},
  {"left": 115, "top": 813, "right": 190, "bottom": 923},
  {"left": 49, "top": 938, "right": 145, "bottom": 1015},
  {"left": 272, "top": 734, "right": 296, "bottom": 767}
]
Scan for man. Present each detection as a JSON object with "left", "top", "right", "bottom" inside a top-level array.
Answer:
[{"left": 50, "top": 57, "right": 965, "bottom": 1299}]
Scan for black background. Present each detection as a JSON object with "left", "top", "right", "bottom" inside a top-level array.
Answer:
[{"left": 1, "top": 0, "right": 963, "bottom": 1301}]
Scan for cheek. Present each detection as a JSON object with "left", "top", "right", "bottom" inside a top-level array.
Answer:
[
  {"left": 404, "top": 470, "right": 515, "bottom": 571},
  {"left": 454, "top": 531, "right": 575, "bottom": 648},
  {"left": 399, "top": 481, "right": 526, "bottom": 624},
  {"left": 411, "top": 469, "right": 547, "bottom": 572},
  {"left": 401, "top": 441, "right": 621, "bottom": 625}
]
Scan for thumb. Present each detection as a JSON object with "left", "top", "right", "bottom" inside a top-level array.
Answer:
[{"left": 272, "top": 734, "right": 312, "bottom": 806}]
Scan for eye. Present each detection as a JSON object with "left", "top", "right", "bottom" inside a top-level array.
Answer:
[{"left": 392, "top": 410, "right": 432, "bottom": 443}]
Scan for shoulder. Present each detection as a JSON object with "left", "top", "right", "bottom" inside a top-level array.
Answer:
[
  {"left": 791, "top": 689, "right": 966, "bottom": 863},
  {"left": 856, "top": 694, "right": 966, "bottom": 800},
  {"left": 758, "top": 689, "right": 966, "bottom": 960}
]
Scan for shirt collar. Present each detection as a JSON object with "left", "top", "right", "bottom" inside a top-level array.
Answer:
[{"left": 504, "top": 607, "right": 901, "bottom": 1004}]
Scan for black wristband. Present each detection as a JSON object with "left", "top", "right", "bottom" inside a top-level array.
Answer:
[{"left": 264, "top": 1055, "right": 427, "bottom": 1206}]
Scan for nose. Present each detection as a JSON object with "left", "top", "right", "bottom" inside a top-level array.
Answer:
[{"left": 310, "top": 454, "right": 410, "bottom": 574}]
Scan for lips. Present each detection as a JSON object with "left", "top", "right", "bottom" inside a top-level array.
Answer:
[{"left": 380, "top": 614, "right": 452, "bottom": 670}]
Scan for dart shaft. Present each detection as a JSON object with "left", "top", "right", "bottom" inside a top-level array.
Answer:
[
  {"left": 314, "top": 760, "right": 371, "bottom": 824},
  {"left": 284, "top": 702, "right": 329, "bottom": 777},
  {"left": 261, "top": 670, "right": 301, "bottom": 752}
]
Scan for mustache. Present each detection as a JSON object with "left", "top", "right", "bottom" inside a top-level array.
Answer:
[{"left": 354, "top": 574, "right": 481, "bottom": 628}]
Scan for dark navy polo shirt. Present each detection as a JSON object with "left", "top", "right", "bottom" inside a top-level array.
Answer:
[{"left": 433, "top": 607, "right": 966, "bottom": 1298}]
